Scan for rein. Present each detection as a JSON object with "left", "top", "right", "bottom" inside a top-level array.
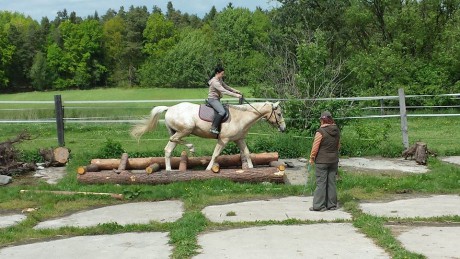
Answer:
[
  {"left": 240, "top": 97, "right": 284, "bottom": 127},
  {"left": 240, "top": 97, "right": 262, "bottom": 115}
]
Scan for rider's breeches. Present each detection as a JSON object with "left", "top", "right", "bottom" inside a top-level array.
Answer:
[{"left": 207, "top": 98, "right": 226, "bottom": 117}]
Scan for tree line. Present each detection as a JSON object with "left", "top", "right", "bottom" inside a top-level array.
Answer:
[{"left": 1, "top": 1, "right": 459, "bottom": 102}]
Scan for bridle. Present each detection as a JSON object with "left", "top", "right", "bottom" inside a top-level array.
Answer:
[
  {"left": 267, "top": 104, "right": 285, "bottom": 128},
  {"left": 240, "top": 97, "right": 284, "bottom": 128}
]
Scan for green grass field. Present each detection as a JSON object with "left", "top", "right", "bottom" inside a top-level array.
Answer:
[{"left": 1, "top": 88, "right": 459, "bottom": 258}]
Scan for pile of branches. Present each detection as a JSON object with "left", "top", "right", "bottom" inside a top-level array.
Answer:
[{"left": 0, "top": 132, "right": 36, "bottom": 175}]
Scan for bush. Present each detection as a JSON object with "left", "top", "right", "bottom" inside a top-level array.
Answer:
[{"left": 97, "top": 139, "right": 126, "bottom": 159}]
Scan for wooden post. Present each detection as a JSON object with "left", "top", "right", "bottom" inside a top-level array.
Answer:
[
  {"left": 178, "top": 151, "right": 188, "bottom": 172},
  {"left": 54, "top": 95, "right": 65, "bottom": 147},
  {"left": 398, "top": 88, "right": 409, "bottom": 149}
]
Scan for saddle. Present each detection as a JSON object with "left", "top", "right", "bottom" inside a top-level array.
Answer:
[{"left": 198, "top": 101, "right": 230, "bottom": 122}]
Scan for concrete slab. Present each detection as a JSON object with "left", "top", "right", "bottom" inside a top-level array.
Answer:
[
  {"left": 194, "top": 223, "right": 389, "bottom": 259},
  {"left": 34, "top": 201, "right": 184, "bottom": 229},
  {"left": 0, "top": 214, "right": 27, "bottom": 228},
  {"left": 340, "top": 157, "right": 429, "bottom": 173},
  {"left": 396, "top": 226, "right": 460, "bottom": 258},
  {"left": 360, "top": 195, "right": 460, "bottom": 218},
  {"left": 202, "top": 196, "right": 351, "bottom": 223},
  {"left": 280, "top": 158, "right": 309, "bottom": 186},
  {"left": 33, "top": 165, "right": 67, "bottom": 184},
  {"left": 441, "top": 156, "right": 460, "bottom": 166},
  {"left": 0, "top": 232, "right": 172, "bottom": 259}
]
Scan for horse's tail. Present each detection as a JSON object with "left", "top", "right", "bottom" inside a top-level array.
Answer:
[{"left": 131, "top": 106, "right": 169, "bottom": 141}]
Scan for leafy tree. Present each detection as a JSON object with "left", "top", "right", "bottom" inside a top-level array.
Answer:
[
  {"left": 103, "top": 16, "right": 128, "bottom": 86},
  {"left": 212, "top": 8, "right": 270, "bottom": 86},
  {"left": 143, "top": 12, "right": 177, "bottom": 58},
  {"left": 30, "top": 51, "right": 51, "bottom": 90},
  {"left": 46, "top": 20, "right": 106, "bottom": 89},
  {"left": 140, "top": 27, "right": 215, "bottom": 87},
  {"left": 123, "top": 5, "right": 150, "bottom": 86},
  {"left": 0, "top": 28, "right": 14, "bottom": 89}
]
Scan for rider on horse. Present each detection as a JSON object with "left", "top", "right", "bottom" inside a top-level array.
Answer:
[{"left": 207, "top": 66, "right": 243, "bottom": 134}]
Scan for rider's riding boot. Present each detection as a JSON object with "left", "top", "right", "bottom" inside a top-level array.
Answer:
[{"left": 210, "top": 114, "right": 223, "bottom": 134}]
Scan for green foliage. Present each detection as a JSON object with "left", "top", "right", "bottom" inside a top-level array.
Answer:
[
  {"left": 140, "top": 27, "right": 216, "bottom": 88},
  {"left": 251, "top": 133, "right": 308, "bottom": 158},
  {"left": 47, "top": 20, "right": 107, "bottom": 89},
  {"left": 221, "top": 142, "right": 240, "bottom": 155},
  {"left": 283, "top": 99, "right": 361, "bottom": 136},
  {"left": 96, "top": 139, "right": 126, "bottom": 159},
  {"left": 340, "top": 121, "right": 395, "bottom": 157}
]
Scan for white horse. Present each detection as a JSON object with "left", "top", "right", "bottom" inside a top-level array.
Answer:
[{"left": 131, "top": 101, "right": 286, "bottom": 171}]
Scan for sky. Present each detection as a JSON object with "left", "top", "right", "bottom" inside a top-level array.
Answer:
[{"left": 0, "top": 0, "right": 280, "bottom": 21}]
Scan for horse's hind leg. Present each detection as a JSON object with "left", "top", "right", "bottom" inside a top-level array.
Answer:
[
  {"left": 164, "top": 130, "right": 193, "bottom": 170},
  {"left": 164, "top": 141, "right": 177, "bottom": 171},
  {"left": 236, "top": 139, "right": 254, "bottom": 168}
]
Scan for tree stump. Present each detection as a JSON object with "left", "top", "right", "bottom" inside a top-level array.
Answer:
[
  {"left": 414, "top": 142, "right": 428, "bottom": 165},
  {"left": 39, "top": 147, "right": 70, "bottom": 167}
]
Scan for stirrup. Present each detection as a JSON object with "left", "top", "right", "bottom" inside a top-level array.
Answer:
[{"left": 210, "top": 128, "right": 220, "bottom": 134}]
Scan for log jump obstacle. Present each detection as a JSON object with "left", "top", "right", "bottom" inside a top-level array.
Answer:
[{"left": 77, "top": 152, "right": 286, "bottom": 185}]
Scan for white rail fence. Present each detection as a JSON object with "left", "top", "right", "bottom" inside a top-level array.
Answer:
[{"left": 1, "top": 89, "right": 459, "bottom": 148}]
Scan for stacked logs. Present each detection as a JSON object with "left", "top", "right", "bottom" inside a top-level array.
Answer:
[{"left": 77, "top": 152, "right": 286, "bottom": 185}]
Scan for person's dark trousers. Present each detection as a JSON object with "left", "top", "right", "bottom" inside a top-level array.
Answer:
[
  {"left": 207, "top": 98, "right": 226, "bottom": 131},
  {"left": 312, "top": 162, "right": 338, "bottom": 210}
]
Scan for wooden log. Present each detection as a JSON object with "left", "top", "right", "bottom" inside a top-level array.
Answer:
[
  {"left": 211, "top": 163, "right": 220, "bottom": 173},
  {"left": 414, "top": 142, "right": 428, "bottom": 165},
  {"left": 90, "top": 152, "right": 279, "bottom": 170},
  {"left": 77, "top": 164, "right": 100, "bottom": 175},
  {"left": 19, "top": 190, "right": 123, "bottom": 200},
  {"left": 78, "top": 167, "right": 285, "bottom": 185},
  {"left": 118, "top": 153, "right": 129, "bottom": 170},
  {"left": 39, "top": 147, "right": 70, "bottom": 166},
  {"left": 178, "top": 151, "right": 188, "bottom": 172},
  {"left": 145, "top": 163, "right": 161, "bottom": 174},
  {"left": 269, "top": 161, "right": 286, "bottom": 171}
]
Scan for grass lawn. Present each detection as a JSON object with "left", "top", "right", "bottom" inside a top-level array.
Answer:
[{"left": 0, "top": 88, "right": 459, "bottom": 258}]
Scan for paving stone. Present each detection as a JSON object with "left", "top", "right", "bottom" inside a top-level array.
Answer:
[
  {"left": 202, "top": 196, "right": 351, "bottom": 223},
  {"left": 0, "top": 232, "right": 172, "bottom": 259},
  {"left": 360, "top": 195, "right": 460, "bottom": 218},
  {"left": 0, "top": 214, "right": 27, "bottom": 228},
  {"left": 339, "top": 157, "right": 429, "bottom": 173},
  {"left": 396, "top": 226, "right": 460, "bottom": 258},
  {"left": 34, "top": 201, "right": 184, "bottom": 229},
  {"left": 194, "top": 223, "right": 389, "bottom": 259}
]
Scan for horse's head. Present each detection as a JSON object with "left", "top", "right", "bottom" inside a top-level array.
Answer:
[{"left": 265, "top": 101, "right": 286, "bottom": 132}]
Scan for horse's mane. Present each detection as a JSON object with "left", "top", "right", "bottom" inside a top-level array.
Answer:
[
  {"left": 228, "top": 102, "right": 269, "bottom": 112},
  {"left": 228, "top": 104, "right": 249, "bottom": 111}
]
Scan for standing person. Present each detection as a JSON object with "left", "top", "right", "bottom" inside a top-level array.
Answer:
[
  {"left": 309, "top": 111, "right": 341, "bottom": 212},
  {"left": 207, "top": 66, "right": 242, "bottom": 134}
]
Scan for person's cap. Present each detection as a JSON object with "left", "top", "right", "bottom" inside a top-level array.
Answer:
[{"left": 320, "top": 111, "right": 332, "bottom": 119}]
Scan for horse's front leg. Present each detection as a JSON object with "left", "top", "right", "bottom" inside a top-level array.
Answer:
[
  {"left": 236, "top": 139, "right": 253, "bottom": 168},
  {"left": 206, "top": 138, "right": 229, "bottom": 171}
]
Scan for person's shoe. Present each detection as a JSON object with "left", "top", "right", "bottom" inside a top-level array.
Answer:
[
  {"left": 210, "top": 128, "right": 220, "bottom": 134},
  {"left": 309, "top": 207, "right": 327, "bottom": 212},
  {"left": 328, "top": 207, "right": 338, "bottom": 210}
]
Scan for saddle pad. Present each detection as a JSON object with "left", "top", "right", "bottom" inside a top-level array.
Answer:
[{"left": 198, "top": 104, "right": 229, "bottom": 122}]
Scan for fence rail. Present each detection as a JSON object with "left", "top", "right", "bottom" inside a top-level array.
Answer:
[{"left": 1, "top": 90, "right": 459, "bottom": 147}]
